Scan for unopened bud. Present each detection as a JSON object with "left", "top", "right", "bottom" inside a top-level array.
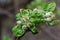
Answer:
[{"left": 17, "top": 21, "right": 21, "bottom": 24}]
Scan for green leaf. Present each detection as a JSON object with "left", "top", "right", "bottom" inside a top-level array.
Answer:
[
  {"left": 27, "top": 0, "right": 46, "bottom": 9},
  {"left": 12, "top": 25, "right": 25, "bottom": 37},
  {"left": 45, "top": 2, "right": 56, "bottom": 12},
  {"left": 49, "top": 20, "right": 60, "bottom": 26},
  {"left": 29, "top": 25, "right": 38, "bottom": 34},
  {"left": 16, "top": 13, "right": 21, "bottom": 20}
]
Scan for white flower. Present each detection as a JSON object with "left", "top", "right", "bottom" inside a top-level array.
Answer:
[
  {"left": 34, "top": 8, "right": 37, "bottom": 11},
  {"left": 44, "top": 18, "right": 52, "bottom": 21},
  {"left": 17, "top": 21, "right": 21, "bottom": 24},
  {"left": 45, "top": 12, "right": 52, "bottom": 17}
]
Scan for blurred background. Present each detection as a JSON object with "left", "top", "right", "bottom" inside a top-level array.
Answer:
[{"left": 0, "top": 0, "right": 60, "bottom": 40}]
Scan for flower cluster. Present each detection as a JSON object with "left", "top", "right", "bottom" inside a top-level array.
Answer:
[
  {"left": 12, "top": 8, "right": 60, "bottom": 37},
  {"left": 12, "top": 2, "right": 60, "bottom": 37}
]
